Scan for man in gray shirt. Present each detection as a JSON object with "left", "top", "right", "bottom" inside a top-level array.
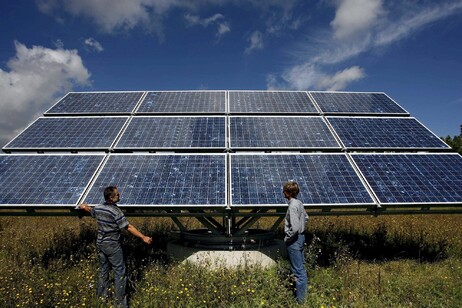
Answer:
[
  {"left": 79, "top": 186, "right": 152, "bottom": 307},
  {"left": 283, "top": 181, "right": 308, "bottom": 304}
]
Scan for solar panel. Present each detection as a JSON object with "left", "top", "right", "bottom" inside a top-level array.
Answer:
[
  {"left": 136, "top": 91, "right": 226, "bottom": 114},
  {"left": 352, "top": 153, "right": 462, "bottom": 205},
  {"left": 327, "top": 117, "right": 449, "bottom": 149},
  {"left": 310, "top": 92, "right": 408, "bottom": 115},
  {"left": 83, "top": 154, "right": 226, "bottom": 206},
  {"left": 229, "top": 91, "right": 317, "bottom": 114},
  {"left": 230, "top": 154, "right": 374, "bottom": 206},
  {"left": 115, "top": 116, "right": 226, "bottom": 150},
  {"left": 229, "top": 116, "right": 340, "bottom": 149},
  {"left": 3, "top": 117, "right": 129, "bottom": 151},
  {"left": 45, "top": 92, "right": 144, "bottom": 115},
  {"left": 0, "top": 154, "right": 104, "bottom": 206}
]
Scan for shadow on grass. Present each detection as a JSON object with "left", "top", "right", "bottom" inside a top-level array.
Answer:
[
  {"left": 38, "top": 221, "right": 170, "bottom": 271},
  {"left": 302, "top": 223, "right": 448, "bottom": 267}
]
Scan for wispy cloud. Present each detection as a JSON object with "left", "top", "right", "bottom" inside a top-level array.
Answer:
[
  {"left": 185, "top": 13, "right": 230, "bottom": 39},
  {"left": 0, "top": 42, "right": 90, "bottom": 146},
  {"left": 84, "top": 37, "right": 104, "bottom": 52},
  {"left": 269, "top": 0, "right": 462, "bottom": 91},
  {"left": 245, "top": 31, "right": 264, "bottom": 54},
  {"left": 37, "top": 0, "right": 306, "bottom": 49}
]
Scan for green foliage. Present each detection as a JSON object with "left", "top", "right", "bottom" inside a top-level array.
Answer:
[{"left": 442, "top": 135, "right": 462, "bottom": 154}]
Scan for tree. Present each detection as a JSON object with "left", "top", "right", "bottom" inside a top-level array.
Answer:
[{"left": 442, "top": 135, "right": 462, "bottom": 155}]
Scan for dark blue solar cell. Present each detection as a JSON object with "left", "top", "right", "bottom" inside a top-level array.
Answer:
[
  {"left": 352, "top": 154, "right": 462, "bottom": 204},
  {"left": 4, "top": 117, "right": 128, "bottom": 150},
  {"left": 0, "top": 155, "right": 103, "bottom": 205},
  {"left": 231, "top": 154, "right": 374, "bottom": 206},
  {"left": 84, "top": 154, "right": 226, "bottom": 206},
  {"left": 46, "top": 92, "right": 144, "bottom": 114},
  {"left": 230, "top": 116, "right": 340, "bottom": 149},
  {"left": 137, "top": 91, "right": 226, "bottom": 113},
  {"left": 116, "top": 117, "right": 226, "bottom": 149},
  {"left": 311, "top": 92, "right": 408, "bottom": 114},
  {"left": 229, "top": 91, "right": 317, "bottom": 113},
  {"left": 328, "top": 117, "right": 449, "bottom": 149}
]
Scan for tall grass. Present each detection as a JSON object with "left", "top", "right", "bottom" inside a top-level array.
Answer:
[{"left": 0, "top": 214, "right": 461, "bottom": 307}]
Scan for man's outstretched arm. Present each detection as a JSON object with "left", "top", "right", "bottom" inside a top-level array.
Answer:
[{"left": 127, "top": 224, "right": 153, "bottom": 245}]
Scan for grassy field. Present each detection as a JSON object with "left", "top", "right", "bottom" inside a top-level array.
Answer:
[{"left": 0, "top": 214, "right": 461, "bottom": 307}]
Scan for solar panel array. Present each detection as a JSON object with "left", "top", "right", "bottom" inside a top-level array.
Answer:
[
  {"left": 327, "top": 117, "right": 449, "bottom": 150},
  {"left": 138, "top": 91, "right": 226, "bottom": 114},
  {"left": 84, "top": 154, "right": 226, "bottom": 206},
  {"left": 46, "top": 92, "right": 144, "bottom": 115},
  {"left": 116, "top": 116, "right": 226, "bottom": 150},
  {"left": 310, "top": 92, "right": 408, "bottom": 114},
  {"left": 229, "top": 91, "right": 317, "bottom": 113},
  {"left": 230, "top": 154, "right": 374, "bottom": 206},
  {"left": 0, "top": 154, "right": 104, "bottom": 206},
  {"left": 352, "top": 154, "right": 462, "bottom": 205},
  {"left": 230, "top": 116, "right": 339, "bottom": 149},
  {"left": 1, "top": 90, "right": 461, "bottom": 212},
  {"left": 4, "top": 117, "right": 128, "bottom": 151}
]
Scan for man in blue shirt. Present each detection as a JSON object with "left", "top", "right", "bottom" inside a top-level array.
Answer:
[
  {"left": 79, "top": 186, "right": 152, "bottom": 307},
  {"left": 283, "top": 181, "right": 308, "bottom": 304}
]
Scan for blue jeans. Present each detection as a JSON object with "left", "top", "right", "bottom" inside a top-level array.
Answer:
[
  {"left": 97, "top": 241, "right": 128, "bottom": 308},
  {"left": 286, "top": 234, "right": 308, "bottom": 303}
]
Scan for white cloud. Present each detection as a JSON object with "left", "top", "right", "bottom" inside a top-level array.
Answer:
[
  {"left": 185, "top": 13, "right": 231, "bottom": 39},
  {"left": 270, "top": 63, "right": 365, "bottom": 91},
  {"left": 0, "top": 42, "right": 90, "bottom": 146},
  {"left": 37, "top": 0, "right": 305, "bottom": 45},
  {"left": 84, "top": 37, "right": 104, "bottom": 52},
  {"left": 331, "top": 0, "right": 383, "bottom": 40},
  {"left": 38, "top": 0, "right": 163, "bottom": 38},
  {"left": 318, "top": 66, "right": 365, "bottom": 91},
  {"left": 245, "top": 31, "right": 264, "bottom": 54},
  {"left": 375, "top": 1, "right": 462, "bottom": 47},
  {"left": 269, "top": 1, "right": 462, "bottom": 91}
]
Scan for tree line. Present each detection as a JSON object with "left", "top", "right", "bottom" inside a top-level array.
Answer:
[{"left": 442, "top": 135, "right": 462, "bottom": 154}]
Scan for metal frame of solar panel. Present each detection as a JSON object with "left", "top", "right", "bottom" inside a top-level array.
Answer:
[
  {"left": 114, "top": 116, "right": 227, "bottom": 151},
  {"left": 3, "top": 116, "right": 129, "bottom": 152},
  {"left": 229, "top": 116, "right": 341, "bottom": 150},
  {"left": 0, "top": 153, "right": 105, "bottom": 208},
  {"left": 81, "top": 153, "right": 227, "bottom": 208},
  {"left": 309, "top": 91, "right": 409, "bottom": 115},
  {"left": 326, "top": 116, "right": 450, "bottom": 151},
  {"left": 136, "top": 91, "right": 226, "bottom": 114},
  {"left": 350, "top": 153, "right": 462, "bottom": 208},
  {"left": 229, "top": 90, "right": 318, "bottom": 114},
  {"left": 45, "top": 91, "right": 145, "bottom": 115}
]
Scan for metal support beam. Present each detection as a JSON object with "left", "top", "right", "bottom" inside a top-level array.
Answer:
[{"left": 233, "top": 209, "right": 269, "bottom": 236}]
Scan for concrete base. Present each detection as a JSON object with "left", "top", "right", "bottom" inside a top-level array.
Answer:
[{"left": 167, "top": 239, "right": 287, "bottom": 269}]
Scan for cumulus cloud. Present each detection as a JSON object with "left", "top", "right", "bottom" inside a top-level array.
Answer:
[
  {"left": 37, "top": 0, "right": 168, "bottom": 38},
  {"left": 331, "top": 0, "right": 383, "bottom": 40},
  {"left": 0, "top": 42, "right": 91, "bottom": 146},
  {"left": 245, "top": 31, "right": 264, "bottom": 54},
  {"left": 84, "top": 37, "right": 104, "bottom": 52},
  {"left": 185, "top": 13, "right": 230, "bottom": 39},
  {"left": 269, "top": 1, "right": 462, "bottom": 91}
]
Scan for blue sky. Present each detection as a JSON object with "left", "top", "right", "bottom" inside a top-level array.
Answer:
[{"left": 1, "top": 0, "right": 462, "bottom": 147}]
